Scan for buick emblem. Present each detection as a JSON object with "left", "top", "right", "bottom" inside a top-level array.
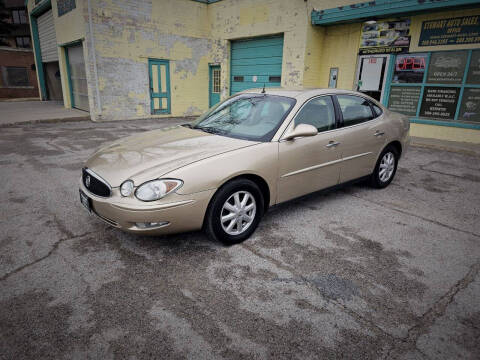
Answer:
[{"left": 85, "top": 175, "right": 91, "bottom": 188}]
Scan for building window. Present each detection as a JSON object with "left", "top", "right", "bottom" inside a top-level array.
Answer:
[
  {"left": 392, "top": 53, "right": 427, "bottom": 84},
  {"left": 386, "top": 49, "right": 480, "bottom": 124},
  {"left": 57, "top": 0, "right": 76, "bottom": 17},
  {"left": 1, "top": 67, "right": 30, "bottom": 87},
  {"left": 212, "top": 68, "right": 221, "bottom": 93},
  {"left": 12, "top": 10, "right": 28, "bottom": 24},
  {"left": 16, "top": 36, "right": 31, "bottom": 48}
]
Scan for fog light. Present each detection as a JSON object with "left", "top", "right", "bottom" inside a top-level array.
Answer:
[{"left": 135, "top": 221, "right": 169, "bottom": 229}]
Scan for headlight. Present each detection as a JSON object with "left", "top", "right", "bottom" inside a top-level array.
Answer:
[
  {"left": 135, "top": 179, "right": 183, "bottom": 202},
  {"left": 120, "top": 180, "right": 134, "bottom": 197}
]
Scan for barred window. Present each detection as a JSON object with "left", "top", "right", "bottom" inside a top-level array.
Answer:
[
  {"left": 1, "top": 67, "right": 30, "bottom": 87},
  {"left": 12, "top": 10, "right": 27, "bottom": 24},
  {"left": 212, "top": 69, "right": 221, "bottom": 93},
  {"left": 57, "top": 0, "right": 76, "bottom": 16},
  {"left": 16, "top": 36, "right": 31, "bottom": 48}
]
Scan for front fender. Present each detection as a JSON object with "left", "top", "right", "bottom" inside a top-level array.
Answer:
[{"left": 165, "top": 142, "right": 279, "bottom": 206}]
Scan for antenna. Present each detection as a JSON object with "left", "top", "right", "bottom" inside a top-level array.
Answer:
[{"left": 261, "top": 83, "right": 266, "bottom": 94}]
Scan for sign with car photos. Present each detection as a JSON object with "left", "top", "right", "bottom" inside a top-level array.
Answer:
[{"left": 359, "top": 19, "right": 411, "bottom": 55}]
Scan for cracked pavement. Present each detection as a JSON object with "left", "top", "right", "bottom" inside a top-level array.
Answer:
[{"left": 0, "top": 119, "right": 479, "bottom": 359}]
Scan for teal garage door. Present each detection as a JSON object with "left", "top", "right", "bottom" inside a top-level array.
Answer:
[{"left": 230, "top": 35, "right": 283, "bottom": 94}]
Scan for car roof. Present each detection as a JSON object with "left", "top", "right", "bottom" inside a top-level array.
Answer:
[
  {"left": 240, "top": 87, "right": 364, "bottom": 99},
  {"left": 239, "top": 87, "right": 382, "bottom": 106}
]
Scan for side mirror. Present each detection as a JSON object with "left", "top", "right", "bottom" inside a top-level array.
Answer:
[{"left": 283, "top": 124, "right": 318, "bottom": 141}]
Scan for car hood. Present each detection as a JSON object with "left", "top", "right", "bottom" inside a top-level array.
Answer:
[{"left": 85, "top": 125, "right": 258, "bottom": 187}]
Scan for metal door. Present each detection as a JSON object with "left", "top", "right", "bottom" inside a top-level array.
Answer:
[
  {"left": 37, "top": 9, "right": 58, "bottom": 62},
  {"left": 230, "top": 35, "right": 283, "bottom": 94},
  {"left": 66, "top": 44, "right": 89, "bottom": 111}
]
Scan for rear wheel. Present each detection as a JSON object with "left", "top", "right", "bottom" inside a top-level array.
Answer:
[
  {"left": 204, "top": 179, "right": 264, "bottom": 245},
  {"left": 370, "top": 146, "right": 398, "bottom": 188}
]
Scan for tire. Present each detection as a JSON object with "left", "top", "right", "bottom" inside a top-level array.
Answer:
[
  {"left": 370, "top": 146, "right": 399, "bottom": 189},
  {"left": 204, "top": 178, "right": 264, "bottom": 245}
]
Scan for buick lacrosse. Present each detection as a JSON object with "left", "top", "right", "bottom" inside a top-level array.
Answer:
[{"left": 79, "top": 88, "right": 409, "bottom": 244}]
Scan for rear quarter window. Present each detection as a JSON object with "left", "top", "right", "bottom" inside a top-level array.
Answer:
[{"left": 371, "top": 103, "right": 383, "bottom": 117}]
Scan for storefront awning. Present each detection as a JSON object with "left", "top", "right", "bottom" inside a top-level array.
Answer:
[{"left": 311, "top": 0, "right": 480, "bottom": 25}]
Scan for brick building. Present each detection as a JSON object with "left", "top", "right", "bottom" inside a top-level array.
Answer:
[{"left": 0, "top": 0, "right": 38, "bottom": 98}]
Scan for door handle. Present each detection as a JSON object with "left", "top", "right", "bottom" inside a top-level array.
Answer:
[
  {"left": 374, "top": 130, "right": 385, "bottom": 137},
  {"left": 326, "top": 141, "right": 340, "bottom": 148}
]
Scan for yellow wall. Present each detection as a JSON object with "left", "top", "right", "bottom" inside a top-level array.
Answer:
[
  {"left": 26, "top": 0, "right": 480, "bottom": 143},
  {"left": 89, "top": 0, "right": 211, "bottom": 120},
  {"left": 87, "top": 0, "right": 315, "bottom": 120},
  {"left": 411, "top": 124, "right": 480, "bottom": 144},
  {"left": 304, "top": 22, "right": 362, "bottom": 90},
  {"left": 209, "top": 0, "right": 311, "bottom": 93}
]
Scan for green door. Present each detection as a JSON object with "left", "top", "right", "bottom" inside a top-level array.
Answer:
[
  {"left": 209, "top": 65, "right": 221, "bottom": 107},
  {"left": 149, "top": 59, "right": 171, "bottom": 114},
  {"left": 230, "top": 35, "right": 283, "bottom": 95}
]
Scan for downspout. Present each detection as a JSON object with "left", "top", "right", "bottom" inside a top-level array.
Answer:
[{"left": 87, "top": 0, "right": 102, "bottom": 118}]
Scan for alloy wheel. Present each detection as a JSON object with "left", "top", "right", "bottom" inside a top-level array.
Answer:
[
  {"left": 379, "top": 152, "right": 395, "bottom": 182},
  {"left": 220, "top": 191, "right": 257, "bottom": 235}
]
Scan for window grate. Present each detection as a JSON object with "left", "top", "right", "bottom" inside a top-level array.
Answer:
[
  {"left": 213, "top": 69, "right": 221, "bottom": 93},
  {"left": 269, "top": 75, "right": 281, "bottom": 83}
]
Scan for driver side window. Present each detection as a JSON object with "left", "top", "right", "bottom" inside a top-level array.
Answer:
[{"left": 295, "top": 96, "right": 336, "bottom": 132}]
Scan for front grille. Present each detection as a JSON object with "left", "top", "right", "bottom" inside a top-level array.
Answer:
[{"left": 82, "top": 168, "right": 111, "bottom": 197}]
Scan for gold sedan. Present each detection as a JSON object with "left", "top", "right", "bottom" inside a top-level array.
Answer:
[{"left": 79, "top": 88, "right": 410, "bottom": 244}]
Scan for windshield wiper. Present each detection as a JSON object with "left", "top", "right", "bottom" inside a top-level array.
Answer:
[
  {"left": 182, "top": 123, "right": 193, "bottom": 128},
  {"left": 195, "top": 126, "right": 225, "bottom": 135}
]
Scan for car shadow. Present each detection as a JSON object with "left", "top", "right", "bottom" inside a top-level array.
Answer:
[{"left": 97, "top": 177, "right": 374, "bottom": 251}]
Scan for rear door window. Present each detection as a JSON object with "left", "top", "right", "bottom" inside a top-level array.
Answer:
[{"left": 337, "top": 95, "right": 374, "bottom": 127}]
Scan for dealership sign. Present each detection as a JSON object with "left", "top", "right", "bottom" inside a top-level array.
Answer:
[
  {"left": 419, "top": 16, "right": 480, "bottom": 46},
  {"left": 359, "top": 19, "right": 411, "bottom": 55}
]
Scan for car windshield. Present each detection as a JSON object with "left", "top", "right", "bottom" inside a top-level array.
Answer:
[{"left": 192, "top": 94, "right": 296, "bottom": 142}]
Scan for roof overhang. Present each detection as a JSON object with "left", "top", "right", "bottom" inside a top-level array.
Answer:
[{"left": 311, "top": 0, "right": 480, "bottom": 25}]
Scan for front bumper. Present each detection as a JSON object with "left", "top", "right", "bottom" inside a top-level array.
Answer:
[{"left": 79, "top": 179, "right": 214, "bottom": 235}]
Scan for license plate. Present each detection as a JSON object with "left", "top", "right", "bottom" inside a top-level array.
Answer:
[{"left": 79, "top": 189, "right": 91, "bottom": 213}]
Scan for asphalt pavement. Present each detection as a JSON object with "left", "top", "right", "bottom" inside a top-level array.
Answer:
[{"left": 0, "top": 118, "right": 479, "bottom": 359}]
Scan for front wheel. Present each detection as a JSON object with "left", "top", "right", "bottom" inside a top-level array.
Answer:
[
  {"left": 204, "top": 179, "right": 264, "bottom": 245},
  {"left": 370, "top": 146, "right": 399, "bottom": 188}
]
